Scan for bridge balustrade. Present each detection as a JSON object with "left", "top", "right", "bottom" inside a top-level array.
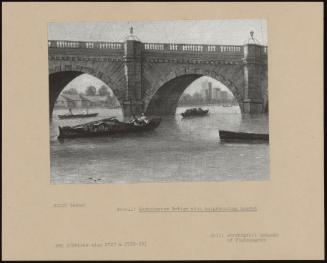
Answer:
[
  {"left": 48, "top": 40, "right": 266, "bottom": 57},
  {"left": 49, "top": 41, "right": 81, "bottom": 48},
  {"left": 219, "top": 46, "right": 242, "bottom": 52},
  {"left": 207, "top": 45, "right": 216, "bottom": 52},
  {"left": 48, "top": 40, "right": 123, "bottom": 50},
  {"left": 98, "top": 42, "right": 122, "bottom": 49},
  {"left": 144, "top": 43, "right": 165, "bottom": 50},
  {"left": 142, "top": 42, "right": 244, "bottom": 54}
]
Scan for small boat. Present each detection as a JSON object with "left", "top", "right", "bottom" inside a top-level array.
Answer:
[
  {"left": 222, "top": 104, "right": 233, "bottom": 107},
  {"left": 181, "top": 108, "right": 209, "bottom": 118},
  {"left": 58, "top": 117, "right": 161, "bottom": 139},
  {"left": 219, "top": 130, "right": 269, "bottom": 142},
  {"left": 58, "top": 113, "right": 98, "bottom": 119}
]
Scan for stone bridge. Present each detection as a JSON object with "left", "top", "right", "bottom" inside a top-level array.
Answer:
[{"left": 48, "top": 31, "right": 268, "bottom": 117}]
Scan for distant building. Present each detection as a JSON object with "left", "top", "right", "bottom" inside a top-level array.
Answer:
[
  {"left": 207, "top": 82, "right": 213, "bottom": 102},
  {"left": 200, "top": 80, "right": 208, "bottom": 98},
  {"left": 201, "top": 80, "right": 214, "bottom": 102},
  {"left": 220, "top": 91, "right": 228, "bottom": 102},
  {"left": 212, "top": 87, "right": 221, "bottom": 100},
  {"left": 195, "top": 79, "right": 236, "bottom": 104}
]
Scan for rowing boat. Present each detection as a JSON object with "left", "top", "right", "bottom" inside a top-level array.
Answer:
[{"left": 181, "top": 108, "right": 209, "bottom": 118}]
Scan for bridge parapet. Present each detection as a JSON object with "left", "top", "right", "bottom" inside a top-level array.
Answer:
[
  {"left": 49, "top": 30, "right": 268, "bottom": 116},
  {"left": 143, "top": 42, "right": 244, "bottom": 54},
  {"left": 244, "top": 44, "right": 268, "bottom": 61},
  {"left": 48, "top": 40, "right": 123, "bottom": 50},
  {"left": 48, "top": 40, "right": 267, "bottom": 58}
]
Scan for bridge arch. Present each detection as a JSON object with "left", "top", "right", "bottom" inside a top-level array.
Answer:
[
  {"left": 143, "top": 67, "right": 244, "bottom": 116},
  {"left": 49, "top": 67, "right": 125, "bottom": 116}
]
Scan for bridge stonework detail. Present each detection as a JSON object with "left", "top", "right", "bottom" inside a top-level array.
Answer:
[{"left": 48, "top": 39, "right": 268, "bottom": 116}]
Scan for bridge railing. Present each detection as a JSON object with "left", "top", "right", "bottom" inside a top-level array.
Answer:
[
  {"left": 48, "top": 40, "right": 267, "bottom": 56},
  {"left": 48, "top": 40, "right": 123, "bottom": 50},
  {"left": 143, "top": 42, "right": 244, "bottom": 54}
]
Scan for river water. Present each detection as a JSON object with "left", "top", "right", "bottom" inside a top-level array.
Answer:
[{"left": 50, "top": 106, "right": 269, "bottom": 184}]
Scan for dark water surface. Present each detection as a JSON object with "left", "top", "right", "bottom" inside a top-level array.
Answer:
[{"left": 50, "top": 106, "right": 269, "bottom": 184}]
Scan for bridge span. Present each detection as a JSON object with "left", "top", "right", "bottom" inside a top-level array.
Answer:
[{"left": 49, "top": 31, "right": 268, "bottom": 117}]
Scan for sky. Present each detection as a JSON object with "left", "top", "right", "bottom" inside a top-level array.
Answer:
[
  {"left": 51, "top": 20, "right": 267, "bottom": 96},
  {"left": 49, "top": 19, "right": 267, "bottom": 45}
]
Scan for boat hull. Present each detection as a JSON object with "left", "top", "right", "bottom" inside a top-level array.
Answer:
[
  {"left": 181, "top": 109, "right": 209, "bottom": 118},
  {"left": 58, "top": 117, "right": 161, "bottom": 139},
  {"left": 219, "top": 130, "right": 269, "bottom": 142},
  {"left": 58, "top": 113, "right": 98, "bottom": 119}
]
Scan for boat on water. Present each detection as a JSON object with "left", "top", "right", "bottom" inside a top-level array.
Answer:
[
  {"left": 181, "top": 108, "right": 209, "bottom": 118},
  {"left": 58, "top": 117, "right": 161, "bottom": 139},
  {"left": 58, "top": 112, "right": 98, "bottom": 119},
  {"left": 219, "top": 130, "right": 269, "bottom": 142}
]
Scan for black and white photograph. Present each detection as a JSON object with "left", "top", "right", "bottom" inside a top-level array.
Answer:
[
  {"left": 4, "top": 3, "right": 324, "bottom": 260},
  {"left": 49, "top": 20, "right": 269, "bottom": 184}
]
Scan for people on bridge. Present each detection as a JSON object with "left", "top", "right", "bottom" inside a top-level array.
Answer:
[{"left": 68, "top": 108, "right": 73, "bottom": 115}]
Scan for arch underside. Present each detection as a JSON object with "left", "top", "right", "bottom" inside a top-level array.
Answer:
[
  {"left": 49, "top": 61, "right": 266, "bottom": 116},
  {"left": 146, "top": 74, "right": 202, "bottom": 115},
  {"left": 49, "top": 70, "right": 125, "bottom": 117},
  {"left": 142, "top": 62, "right": 245, "bottom": 116},
  {"left": 145, "top": 74, "right": 243, "bottom": 116},
  {"left": 49, "top": 71, "right": 83, "bottom": 115},
  {"left": 48, "top": 60, "right": 126, "bottom": 117}
]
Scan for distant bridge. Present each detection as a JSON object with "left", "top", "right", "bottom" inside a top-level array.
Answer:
[{"left": 49, "top": 31, "right": 268, "bottom": 117}]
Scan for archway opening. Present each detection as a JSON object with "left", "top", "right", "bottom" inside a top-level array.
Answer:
[
  {"left": 145, "top": 74, "right": 241, "bottom": 116},
  {"left": 49, "top": 72, "right": 123, "bottom": 140},
  {"left": 177, "top": 76, "right": 241, "bottom": 114},
  {"left": 144, "top": 75, "right": 242, "bottom": 142},
  {"left": 49, "top": 72, "right": 122, "bottom": 119}
]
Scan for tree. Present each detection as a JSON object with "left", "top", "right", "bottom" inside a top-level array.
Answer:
[
  {"left": 62, "top": 88, "right": 78, "bottom": 95},
  {"left": 179, "top": 93, "right": 192, "bottom": 105},
  {"left": 98, "top": 85, "right": 110, "bottom": 96},
  {"left": 85, "top": 86, "right": 97, "bottom": 96},
  {"left": 192, "top": 92, "right": 204, "bottom": 104}
]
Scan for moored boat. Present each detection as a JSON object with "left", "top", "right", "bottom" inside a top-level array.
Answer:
[
  {"left": 181, "top": 108, "right": 209, "bottom": 118},
  {"left": 219, "top": 130, "right": 269, "bottom": 142},
  {"left": 58, "top": 117, "right": 161, "bottom": 139},
  {"left": 58, "top": 113, "right": 98, "bottom": 119}
]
